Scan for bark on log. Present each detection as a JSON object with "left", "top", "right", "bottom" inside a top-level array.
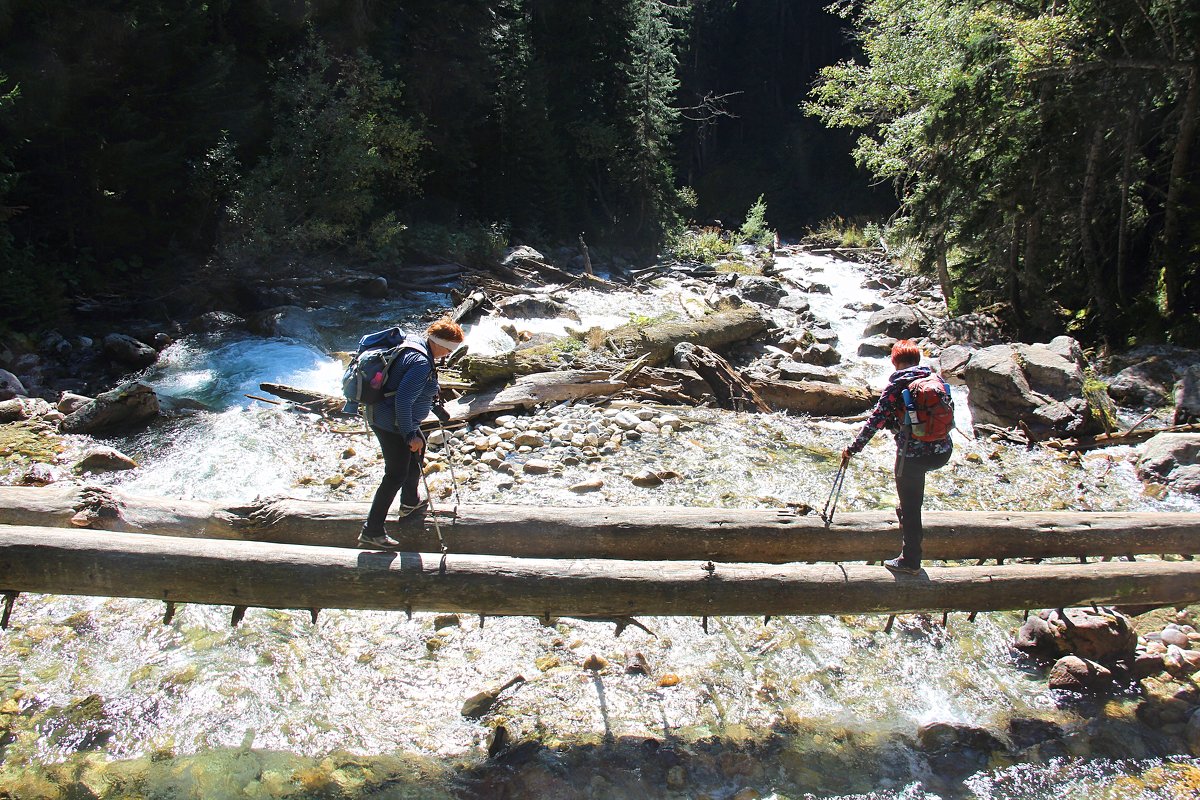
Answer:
[
  {"left": 1045, "top": 423, "right": 1200, "bottom": 452},
  {"left": 675, "top": 343, "right": 770, "bottom": 412},
  {"left": 751, "top": 379, "right": 875, "bottom": 416},
  {"left": 1, "top": 524, "right": 1197, "bottom": 616},
  {"left": 3, "top": 486, "right": 1199, "bottom": 562},
  {"left": 458, "top": 307, "right": 768, "bottom": 387}
]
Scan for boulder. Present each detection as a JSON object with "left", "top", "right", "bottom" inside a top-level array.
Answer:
[
  {"left": 1136, "top": 433, "right": 1200, "bottom": 494},
  {"left": 1108, "top": 358, "right": 1176, "bottom": 408},
  {"left": 1174, "top": 364, "right": 1200, "bottom": 424},
  {"left": 103, "top": 334, "right": 158, "bottom": 369},
  {"left": 935, "top": 312, "right": 1007, "bottom": 347},
  {"left": 797, "top": 343, "right": 841, "bottom": 367},
  {"left": 59, "top": 381, "right": 160, "bottom": 434},
  {"left": 935, "top": 345, "right": 973, "bottom": 384},
  {"left": 778, "top": 295, "right": 810, "bottom": 314},
  {"left": 1013, "top": 607, "right": 1137, "bottom": 665},
  {"left": 863, "top": 304, "right": 933, "bottom": 339},
  {"left": 495, "top": 294, "right": 581, "bottom": 322},
  {"left": 1048, "top": 656, "right": 1114, "bottom": 692},
  {"left": 57, "top": 392, "right": 92, "bottom": 415},
  {"left": 778, "top": 361, "right": 840, "bottom": 384},
  {"left": 247, "top": 306, "right": 323, "bottom": 345},
  {"left": 75, "top": 447, "right": 138, "bottom": 473},
  {"left": 856, "top": 335, "right": 896, "bottom": 358},
  {"left": 0, "top": 397, "right": 54, "bottom": 423},
  {"left": 736, "top": 276, "right": 787, "bottom": 307},
  {"left": 1188, "top": 708, "right": 1200, "bottom": 757},
  {"left": 960, "top": 339, "right": 1095, "bottom": 434},
  {"left": 502, "top": 245, "right": 545, "bottom": 265},
  {"left": 188, "top": 311, "right": 247, "bottom": 335},
  {"left": 0, "top": 368, "right": 26, "bottom": 400}
]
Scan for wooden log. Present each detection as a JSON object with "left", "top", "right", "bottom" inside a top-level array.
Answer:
[
  {"left": 3, "top": 486, "right": 1199, "bottom": 562},
  {"left": 458, "top": 307, "right": 768, "bottom": 387},
  {"left": 751, "top": 379, "right": 875, "bottom": 416},
  {"left": 675, "top": 343, "right": 770, "bottom": 412},
  {"left": 1, "top": 524, "right": 1197, "bottom": 616},
  {"left": 1044, "top": 422, "right": 1200, "bottom": 452}
]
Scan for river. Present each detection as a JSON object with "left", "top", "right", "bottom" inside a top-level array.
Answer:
[{"left": 0, "top": 252, "right": 1197, "bottom": 799}]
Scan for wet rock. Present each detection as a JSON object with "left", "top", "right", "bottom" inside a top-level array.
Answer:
[
  {"left": 658, "top": 673, "right": 681, "bottom": 687},
  {"left": 856, "top": 335, "right": 896, "bottom": 358},
  {"left": 59, "top": 381, "right": 160, "bottom": 435},
  {"left": 935, "top": 345, "right": 974, "bottom": 383},
  {"left": 1161, "top": 626, "right": 1191, "bottom": 648},
  {"left": 0, "top": 397, "right": 54, "bottom": 423},
  {"left": 1174, "top": 364, "right": 1200, "bottom": 424},
  {"left": 809, "top": 326, "right": 839, "bottom": 346},
  {"left": 630, "top": 469, "right": 663, "bottom": 488},
  {"left": 570, "top": 478, "right": 604, "bottom": 493},
  {"left": 583, "top": 654, "right": 608, "bottom": 671},
  {"left": 624, "top": 651, "right": 652, "bottom": 676},
  {"left": 778, "top": 295, "right": 810, "bottom": 314},
  {"left": 1187, "top": 708, "right": 1200, "bottom": 756},
  {"left": 1136, "top": 433, "right": 1200, "bottom": 494},
  {"left": 1164, "top": 645, "right": 1200, "bottom": 677},
  {"left": 495, "top": 293, "right": 581, "bottom": 322},
  {"left": 1108, "top": 358, "right": 1176, "bottom": 408},
  {"left": 0, "top": 369, "right": 26, "bottom": 401},
  {"left": 57, "top": 392, "right": 92, "bottom": 415},
  {"left": 665, "top": 765, "right": 686, "bottom": 790},
  {"left": 522, "top": 459, "right": 554, "bottom": 475},
  {"left": 1014, "top": 607, "right": 1137, "bottom": 665},
  {"left": 863, "top": 304, "right": 934, "bottom": 339},
  {"left": 1048, "top": 655, "right": 1114, "bottom": 691},
  {"left": 513, "top": 431, "right": 545, "bottom": 448},
  {"left": 247, "top": 306, "right": 322, "bottom": 345},
  {"left": 797, "top": 342, "right": 841, "bottom": 367},
  {"left": 21, "top": 462, "right": 65, "bottom": 486},
  {"left": 961, "top": 339, "right": 1095, "bottom": 434},
  {"left": 434, "top": 614, "right": 461, "bottom": 631},
  {"left": 75, "top": 447, "right": 138, "bottom": 473},
  {"left": 777, "top": 362, "right": 839, "bottom": 383},
  {"left": 1008, "top": 717, "right": 1063, "bottom": 749},
  {"left": 736, "top": 276, "right": 787, "bottom": 306},
  {"left": 103, "top": 334, "right": 158, "bottom": 369},
  {"left": 188, "top": 311, "right": 247, "bottom": 334},
  {"left": 918, "top": 722, "right": 1005, "bottom": 780},
  {"left": 461, "top": 674, "right": 526, "bottom": 719},
  {"left": 935, "top": 312, "right": 1008, "bottom": 347},
  {"left": 1134, "top": 651, "right": 1166, "bottom": 679}
]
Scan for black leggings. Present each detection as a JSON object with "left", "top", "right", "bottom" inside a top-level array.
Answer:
[
  {"left": 365, "top": 427, "right": 423, "bottom": 531},
  {"left": 894, "top": 448, "right": 952, "bottom": 567}
]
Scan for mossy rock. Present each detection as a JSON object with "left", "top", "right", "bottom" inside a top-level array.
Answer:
[{"left": 0, "top": 420, "right": 63, "bottom": 461}]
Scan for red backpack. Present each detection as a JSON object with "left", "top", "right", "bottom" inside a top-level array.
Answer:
[{"left": 898, "top": 374, "right": 955, "bottom": 442}]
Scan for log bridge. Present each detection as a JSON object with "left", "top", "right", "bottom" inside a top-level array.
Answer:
[{"left": 1, "top": 486, "right": 1198, "bottom": 622}]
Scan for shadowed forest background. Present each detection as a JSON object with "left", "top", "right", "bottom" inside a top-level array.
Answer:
[{"left": 1, "top": 0, "right": 1198, "bottom": 344}]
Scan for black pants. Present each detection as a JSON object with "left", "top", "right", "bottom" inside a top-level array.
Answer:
[
  {"left": 894, "top": 448, "right": 952, "bottom": 567},
  {"left": 365, "top": 427, "right": 422, "bottom": 531}
]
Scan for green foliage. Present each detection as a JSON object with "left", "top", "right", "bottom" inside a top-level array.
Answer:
[
  {"left": 228, "top": 36, "right": 427, "bottom": 261},
  {"left": 665, "top": 228, "right": 738, "bottom": 264},
  {"left": 737, "top": 195, "right": 774, "bottom": 247},
  {"left": 403, "top": 222, "right": 509, "bottom": 267},
  {"left": 806, "top": 0, "right": 1200, "bottom": 339}
]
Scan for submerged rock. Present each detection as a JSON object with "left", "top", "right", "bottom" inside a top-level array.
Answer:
[
  {"left": 1014, "top": 607, "right": 1137, "bottom": 665},
  {"left": 102, "top": 333, "right": 158, "bottom": 369},
  {"left": 1048, "top": 655, "right": 1114, "bottom": 692},
  {"left": 75, "top": 447, "right": 138, "bottom": 473}
]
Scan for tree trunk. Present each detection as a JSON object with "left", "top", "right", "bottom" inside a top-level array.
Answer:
[
  {"left": 1116, "top": 108, "right": 1140, "bottom": 306},
  {"left": 1, "top": 524, "right": 1197, "bottom": 617},
  {"left": 749, "top": 379, "right": 874, "bottom": 416},
  {"left": 1080, "top": 124, "right": 1108, "bottom": 319},
  {"left": 2, "top": 486, "right": 1198, "bottom": 563},
  {"left": 1162, "top": 63, "right": 1200, "bottom": 318}
]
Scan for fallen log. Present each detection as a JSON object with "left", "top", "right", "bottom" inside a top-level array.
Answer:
[
  {"left": 258, "top": 369, "right": 623, "bottom": 426},
  {"left": 675, "top": 342, "right": 770, "bottom": 412},
  {"left": 751, "top": 379, "right": 875, "bottom": 416},
  {"left": 458, "top": 307, "right": 768, "bottom": 387},
  {"left": 3, "top": 486, "right": 1199, "bottom": 562},
  {"left": 1044, "top": 422, "right": 1200, "bottom": 452},
  {"left": 1, "top": 524, "right": 1197, "bottom": 616}
]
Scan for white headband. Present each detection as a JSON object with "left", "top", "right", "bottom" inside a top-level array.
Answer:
[{"left": 429, "top": 334, "right": 462, "bottom": 350}]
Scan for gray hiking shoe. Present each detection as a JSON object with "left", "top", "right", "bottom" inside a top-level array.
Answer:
[
  {"left": 883, "top": 557, "right": 921, "bottom": 575},
  {"left": 357, "top": 528, "right": 401, "bottom": 550},
  {"left": 397, "top": 499, "right": 428, "bottom": 518}
]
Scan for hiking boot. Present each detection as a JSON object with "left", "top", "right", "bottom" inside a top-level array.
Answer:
[
  {"left": 357, "top": 527, "right": 401, "bottom": 550},
  {"left": 883, "top": 557, "right": 921, "bottom": 575},
  {"left": 397, "top": 499, "right": 428, "bottom": 518}
]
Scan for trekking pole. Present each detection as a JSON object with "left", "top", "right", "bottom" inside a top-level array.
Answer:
[
  {"left": 432, "top": 404, "right": 462, "bottom": 515},
  {"left": 419, "top": 463, "right": 450, "bottom": 574},
  {"left": 821, "top": 459, "right": 848, "bottom": 529}
]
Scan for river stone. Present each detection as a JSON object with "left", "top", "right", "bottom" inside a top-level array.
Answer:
[
  {"left": 75, "top": 447, "right": 138, "bottom": 473},
  {"left": 1136, "top": 433, "right": 1200, "bottom": 493},
  {"left": 247, "top": 306, "right": 322, "bottom": 345},
  {"left": 863, "top": 304, "right": 933, "bottom": 339},
  {"left": 1188, "top": 708, "right": 1200, "bottom": 756},
  {"left": 103, "top": 333, "right": 158, "bottom": 369},
  {"left": 502, "top": 244, "right": 545, "bottom": 265},
  {"left": 935, "top": 312, "right": 1007, "bottom": 347},
  {"left": 778, "top": 295, "right": 811, "bottom": 314},
  {"left": 631, "top": 469, "right": 663, "bottom": 487},
  {"left": 935, "top": 345, "right": 973, "bottom": 383},
  {"left": 857, "top": 335, "right": 896, "bottom": 358},
  {"left": 0, "top": 368, "right": 26, "bottom": 401},
  {"left": 513, "top": 431, "right": 545, "bottom": 448},
  {"left": 917, "top": 722, "right": 1005, "bottom": 781},
  {"left": 797, "top": 342, "right": 841, "bottom": 366},
  {"left": 59, "top": 381, "right": 160, "bottom": 434},
  {"left": 1108, "top": 358, "right": 1176, "bottom": 408},
  {"left": 736, "top": 275, "right": 787, "bottom": 306},
  {"left": 1014, "top": 607, "right": 1137, "bottom": 664},
  {"left": 1049, "top": 656, "right": 1114, "bottom": 691},
  {"left": 57, "top": 392, "right": 92, "bottom": 415},
  {"left": 522, "top": 459, "right": 554, "bottom": 475},
  {"left": 778, "top": 361, "right": 839, "bottom": 383},
  {"left": 613, "top": 411, "right": 642, "bottom": 430},
  {"left": 0, "top": 397, "right": 53, "bottom": 422},
  {"left": 1164, "top": 645, "right": 1200, "bottom": 677},
  {"left": 495, "top": 293, "right": 581, "bottom": 322},
  {"left": 1161, "top": 626, "right": 1191, "bottom": 648},
  {"left": 1174, "top": 364, "right": 1200, "bottom": 424},
  {"left": 1134, "top": 651, "right": 1166, "bottom": 679},
  {"left": 188, "top": 311, "right": 246, "bottom": 334},
  {"left": 570, "top": 478, "right": 603, "bottom": 493}
]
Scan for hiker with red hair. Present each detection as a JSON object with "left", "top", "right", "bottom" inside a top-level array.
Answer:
[{"left": 841, "top": 339, "right": 954, "bottom": 574}]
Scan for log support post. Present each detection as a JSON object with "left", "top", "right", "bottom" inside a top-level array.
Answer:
[
  {"left": 162, "top": 601, "right": 176, "bottom": 626},
  {"left": 1, "top": 591, "right": 17, "bottom": 629},
  {"left": 231, "top": 605, "right": 247, "bottom": 627}
]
